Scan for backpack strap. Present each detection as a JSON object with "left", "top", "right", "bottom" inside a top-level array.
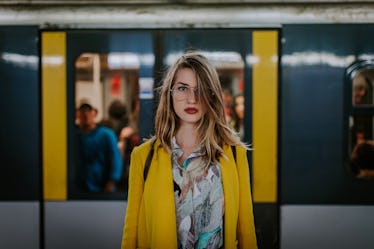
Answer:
[
  {"left": 143, "top": 138, "right": 156, "bottom": 182},
  {"left": 231, "top": 145, "right": 237, "bottom": 164}
]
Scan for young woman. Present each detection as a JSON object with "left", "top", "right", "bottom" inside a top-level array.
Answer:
[{"left": 121, "top": 52, "right": 257, "bottom": 249}]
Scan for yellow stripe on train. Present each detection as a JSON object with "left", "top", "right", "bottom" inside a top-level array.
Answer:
[
  {"left": 252, "top": 31, "right": 278, "bottom": 203},
  {"left": 42, "top": 32, "right": 67, "bottom": 200}
]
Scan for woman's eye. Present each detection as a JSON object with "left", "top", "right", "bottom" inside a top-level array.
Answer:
[{"left": 177, "top": 86, "right": 187, "bottom": 91}]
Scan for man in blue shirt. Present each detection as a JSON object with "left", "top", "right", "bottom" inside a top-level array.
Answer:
[{"left": 77, "top": 99, "right": 122, "bottom": 192}]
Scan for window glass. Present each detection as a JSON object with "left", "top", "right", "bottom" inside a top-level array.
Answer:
[
  {"left": 74, "top": 53, "right": 140, "bottom": 195},
  {"left": 348, "top": 61, "right": 374, "bottom": 179}
]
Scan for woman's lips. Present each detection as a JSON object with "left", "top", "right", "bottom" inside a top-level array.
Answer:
[{"left": 184, "top": 108, "right": 198, "bottom": 114}]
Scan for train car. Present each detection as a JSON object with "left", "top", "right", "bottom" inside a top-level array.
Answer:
[{"left": 0, "top": 1, "right": 374, "bottom": 249}]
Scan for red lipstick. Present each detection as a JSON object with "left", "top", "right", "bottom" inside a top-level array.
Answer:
[{"left": 184, "top": 108, "right": 198, "bottom": 114}]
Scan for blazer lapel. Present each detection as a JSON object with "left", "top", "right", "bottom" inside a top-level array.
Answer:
[{"left": 220, "top": 145, "right": 240, "bottom": 248}]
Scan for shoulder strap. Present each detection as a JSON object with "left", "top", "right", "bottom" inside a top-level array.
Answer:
[
  {"left": 143, "top": 138, "right": 156, "bottom": 181},
  {"left": 231, "top": 145, "right": 237, "bottom": 164}
]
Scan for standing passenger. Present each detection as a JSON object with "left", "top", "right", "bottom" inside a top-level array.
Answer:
[
  {"left": 100, "top": 100, "right": 135, "bottom": 191},
  {"left": 232, "top": 93, "right": 245, "bottom": 140},
  {"left": 121, "top": 52, "right": 257, "bottom": 249},
  {"left": 77, "top": 98, "right": 122, "bottom": 192}
]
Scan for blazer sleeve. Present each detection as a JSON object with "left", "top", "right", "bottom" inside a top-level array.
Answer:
[
  {"left": 121, "top": 145, "right": 145, "bottom": 249},
  {"left": 236, "top": 146, "right": 258, "bottom": 249}
]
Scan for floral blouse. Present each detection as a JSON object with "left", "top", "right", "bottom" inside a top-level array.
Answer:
[{"left": 171, "top": 137, "right": 224, "bottom": 249}]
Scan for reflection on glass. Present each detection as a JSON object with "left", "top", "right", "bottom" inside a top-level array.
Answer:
[
  {"left": 349, "top": 64, "right": 374, "bottom": 179},
  {"left": 352, "top": 68, "right": 374, "bottom": 106},
  {"left": 74, "top": 53, "right": 140, "bottom": 194}
]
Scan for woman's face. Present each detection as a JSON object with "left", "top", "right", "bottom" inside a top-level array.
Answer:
[{"left": 171, "top": 67, "right": 206, "bottom": 126}]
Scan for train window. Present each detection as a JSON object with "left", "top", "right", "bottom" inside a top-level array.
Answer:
[
  {"left": 165, "top": 51, "right": 246, "bottom": 140},
  {"left": 347, "top": 60, "right": 374, "bottom": 179},
  {"left": 74, "top": 52, "right": 140, "bottom": 195},
  {"left": 215, "top": 54, "right": 245, "bottom": 140}
]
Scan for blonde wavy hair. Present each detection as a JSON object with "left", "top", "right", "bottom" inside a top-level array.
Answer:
[{"left": 155, "top": 52, "right": 246, "bottom": 165}]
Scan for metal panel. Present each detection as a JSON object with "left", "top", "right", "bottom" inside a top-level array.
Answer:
[
  {"left": 0, "top": 5, "right": 373, "bottom": 28},
  {"left": 2, "top": 0, "right": 373, "bottom": 4},
  {"left": 281, "top": 205, "right": 374, "bottom": 249},
  {"left": 281, "top": 24, "right": 374, "bottom": 204},
  {"left": 0, "top": 26, "right": 40, "bottom": 200},
  {"left": 45, "top": 201, "right": 126, "bottom": 249},
  {"left": 0, "top": 202, "right": 39, "bottom": 249}
]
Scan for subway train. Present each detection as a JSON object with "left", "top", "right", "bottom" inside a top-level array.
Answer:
[{"left": 1, "top": 1, "right": 374, "bottom": 249}]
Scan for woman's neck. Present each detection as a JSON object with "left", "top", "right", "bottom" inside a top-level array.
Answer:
[{"left": 175, "top": 124, "right": 200, "bottom": 151}]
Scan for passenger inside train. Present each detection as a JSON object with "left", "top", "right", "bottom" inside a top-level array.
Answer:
[
  {"left": 73, "top": 53, "right": 142, "bottom": 196},
  {"left": 76, "top": 98, "right": 123, "bottom": 192},
  {"left": 222, "top": 87, "right": 233, "bottom": 124},
  {"left": 99, "top": 99, "right": 137, "bottom": 192},
  {"left": 232, "top": 93, "right": 245, "bottom": 140}
]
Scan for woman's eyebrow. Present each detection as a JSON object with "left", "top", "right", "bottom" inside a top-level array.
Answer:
[{"left": 174, "top": 82, "right": 190, "bottom": 86}]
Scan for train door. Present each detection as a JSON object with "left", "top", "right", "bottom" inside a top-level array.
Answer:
[
  {"left": 0, "top": 26, "right": 40, "bottom": 249},
  {"left": 41, "top": 29, "right": 279, "bottom": 249},
  {"left": 41, "top": 30, "right": 154, "bottom": 249},
  {"left": 160, "top": 29, "right": 279, "bottom": 249}
]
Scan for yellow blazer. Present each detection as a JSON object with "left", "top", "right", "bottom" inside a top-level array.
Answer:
[{"left": 121, "top": 139, "right": 257, "bottom": 249}]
